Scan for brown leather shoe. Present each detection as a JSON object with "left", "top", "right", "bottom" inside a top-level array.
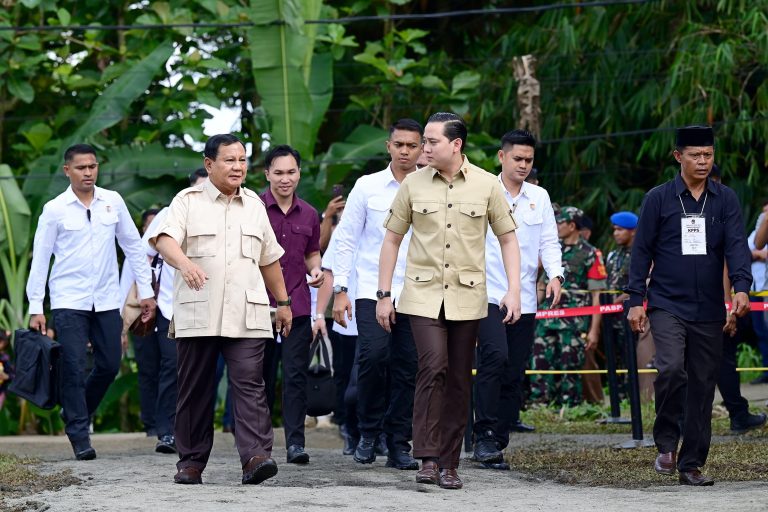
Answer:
[
  {"left": 679, "top": 469, "right": 714, "bottom": 486},
  {"left": 439, "top": 468, "right": 463, "bottom": 490},
  {"left": 174, "top": 467, "right": 202, "bottom": 484},
  {"left": 654, "top": 451, "right": 676, "bottom": 475},
  {"left": 415, "top": 460, "right": 440, "bottom": 485},
  {"left": 242, "top": 455, "right": 278, "bottom": 485}
]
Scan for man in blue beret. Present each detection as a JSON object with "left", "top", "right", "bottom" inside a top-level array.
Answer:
[{"left": 605, "top": 211, "right": 639, "bottom": 398}]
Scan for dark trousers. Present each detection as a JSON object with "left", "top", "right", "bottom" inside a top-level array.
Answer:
[
  {"left": 649, "top": 309, "right": 723, "bottom": 471},
  {"left": 717, "top": 334, "right": 749, "bottom": 419},
  {"left": 53, "top": 308, "right": 122, "bottom": 446},
  {"left": 133, "top": 314, "right": 177, "bottom": 437},
  {"left": 355, "top": 299, "right": 417, "bottom": 452},
  {"left": 330, "top": 327, "right": 358, "bottom": 432},
  {"left": 474, "top": 309, "right": 536, "bottom": 448},
  {"left": 409, "top": 310, "right": 480, "bottom": 469},
  {"left": 264, "top": 316, "right": 312, "bottom": 447},
  {"left": 176, "top": 336, "right": 272, "bottom": 471}
]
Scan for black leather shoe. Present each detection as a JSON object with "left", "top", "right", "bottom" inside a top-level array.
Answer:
[
  {"left": 510, "top": 420, "right": 535, "bottom": 433},
  {"left": 174, "top": 467, "right": 202, "bottom": 484},
  {"left": 473, "top": 430, "right": 503, "bottom": 463},
  {"left": 374, "top": 432, "right": 389, "bottom": 457},
  {"left": 71, "top": 440, "right": 96, "bottom": 461},
  {"left": 343, "top": 435, "right": 359, "bottom": 456},
  {"left": 385, "top": 450, "right": 419, "bottom": 470},
  {"left": 654, "top": 451, "right": 676, "bottom": 475},
  {"left": 679, "top": 469, "right": 714, "bottom": 486},
  {"left": 354, "top": 437, "right": 376, "bottom": 464},
  {"left": 479, "top": 461, "right": 510, "bottom": 470},
  {"left": 286, "top": 444, "right": 310, "bottom": 464},
  {"left": 730, "top": 412, "right": 767, "bottom": 434},
  {"left": 155, "top": 434, "right": 176, "bottom": 454},
  {"left": 242, "top": 456, "right": 278, "bottom": 485}
]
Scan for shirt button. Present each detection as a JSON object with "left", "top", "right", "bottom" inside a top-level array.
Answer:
[
  {"left": 415, "top": 276, "right": 420, "bottom": 281},
  {"left": 445, "top": 264, "right": 449, "bottom": 268},
  {"left": 471, "top": 211, "right": 475, "bottom": 216},
  {"left": 422, "top": 209, "right": 427, "bottom": 213},
  {"left": 444, "top": 284, "right": 448, "bottom": 289},
  {"left": 446, "top": 243, "right": 450, "bottom": 248},
  {"left": 447, "top": 224, "right": 451, "bottom": 228},
  {"left": 470, "top": 281, "right": 474, "bottom": 285},
  {"left": 449, "top": 184, "right": 453, "bottom": 189},
  {"left": 448, "top": 203, "right": 453, "bottom": 208}
]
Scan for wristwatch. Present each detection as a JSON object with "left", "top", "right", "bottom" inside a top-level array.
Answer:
[
  {"left": 376, "top": 290, "right": 391, "bottom": 299},
  {"left": 276, "top": 297, "right": 292, "bottom": 306},
  {"left": 333, "top": 285, "right": 348, "bottom": 294},
  {"left": 314, "top": 313, "right": 325, "bottom": 321},
  {"left": 555, "top": 275, "right": 565, "bottom": 284}
]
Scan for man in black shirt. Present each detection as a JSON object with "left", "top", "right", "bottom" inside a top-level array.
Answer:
[{"left": 626, "top": 126, "right": 751, "bottom": 486}]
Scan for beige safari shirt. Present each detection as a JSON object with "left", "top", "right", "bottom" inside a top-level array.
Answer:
[
  {"left": 384, "top": 156, "right": 518, "bottom": 320},
  {"left": 152, "top": 180, "right": 284, "bottom": 339}
]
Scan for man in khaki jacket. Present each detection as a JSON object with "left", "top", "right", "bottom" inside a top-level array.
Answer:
[
  {"left": 153, "top": 134, "right": 292, "bottom": 486},
  {"left": 377, "top": 112, "right": 522, "bottom": 490}
]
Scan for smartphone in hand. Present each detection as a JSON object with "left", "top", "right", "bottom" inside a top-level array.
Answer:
[{"left": 332, "top": 184, "right": 344, "bottom": 198}]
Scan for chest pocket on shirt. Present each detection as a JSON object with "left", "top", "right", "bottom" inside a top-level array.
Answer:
[
  {"left": 458, "top": 271, "right": 485, "bottom": 308},
  {"left": 291, "top": 223, "right": 312, "bottom": 239},
  {"left": 241, "top": 224, "right": 263, "bottom": 262},
  {"left": 367, "top": 196, "right": 391, "bottom": 213},
  {"left": 523, "top": 210, "right": 543, "bottom": 226},
  {"left": 187, "top": 224, "right": 217, "bottom": 257},
  {"left": 63, "top": 218, "right": 85, "bottom": 231},
  {"left": 412, "top": 201, "right": 440, "bottom": 234},
  {"left": 708, "top": 217, "right": 725, "bottom": 250},
  {"left": 174, "top": 287, "right": 209, "bottom": 329},
  {"left": 459, "top": 203, "right": 487, "bottom": 237}
]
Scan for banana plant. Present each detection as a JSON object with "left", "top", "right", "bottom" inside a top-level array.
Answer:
[{"left": 0, "top": 164, "right": 31, "bottom": 334}]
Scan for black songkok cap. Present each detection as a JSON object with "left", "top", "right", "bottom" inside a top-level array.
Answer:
[{"left": 676, "top": 125, "right": 714, "bottom": 147}]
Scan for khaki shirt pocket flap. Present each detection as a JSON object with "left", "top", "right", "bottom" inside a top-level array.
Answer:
[
  {"left": 188, "top": 224, "right": 218, "bottom": 237},
  {"left": 245, "top": 288, "right": 272, "bottom": 330},
  {"left": 406, "top": 268, "right": 434, "bottom": 283},
  {"left": 241, "top": 224, "right": 263, "bottom": 239},
  {"left": 458, "top": 271, "right": 484, "bottom": 288},
  {"left": 245, "top": 288, "right": 270, "bottom": 305},
  {"left": 412, "top": 201, "right": 440, "bottom": 215},
  {"left": 177, "top": 286, "right": 209, "bottom": 303},
  {"left": 459, "top": 203, "right": 487, "bottom": 218}
]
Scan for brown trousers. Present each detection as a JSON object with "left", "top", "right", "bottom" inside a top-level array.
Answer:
[
  {"left": 175, "top": 336, "right": 273, "bottom": 471},
  {"left": 409, "top": 311, "right": 480, "bottom": 469}
]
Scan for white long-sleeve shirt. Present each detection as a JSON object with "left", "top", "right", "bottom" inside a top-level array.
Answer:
[
  {"left": 120, "top": 207, "right": 175, "bottom": 320},
  {"left": 321, "top": 231, "right": 358, "bottom": 336},
  {"left": 332, "top": 165, "right": 411, "bottom": 303},
  {"left": 486, "top": 177, "right": 563, "bottom": 314},
  {"left": 27, "top": 185, "right": 154, "bottom": 314}
]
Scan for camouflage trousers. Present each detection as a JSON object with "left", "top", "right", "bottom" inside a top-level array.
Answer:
[{"left": 529, "top": 329, "right": 586, "bottom": 406}]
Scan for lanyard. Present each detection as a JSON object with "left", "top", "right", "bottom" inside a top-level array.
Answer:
[{"left": 679, "top": 191, "right": 707, "bottom": 217}]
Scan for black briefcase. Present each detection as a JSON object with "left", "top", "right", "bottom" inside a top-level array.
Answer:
[
  {"left": 306, "top": 332, "right": 336, "bottom": 417},
  {"left": 8, "top": 329, "right": 62, "bottom": 409}
]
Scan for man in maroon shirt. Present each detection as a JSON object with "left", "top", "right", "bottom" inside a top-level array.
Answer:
[{"left": 260, "top": 144, "right": 324, "bottom": 464}]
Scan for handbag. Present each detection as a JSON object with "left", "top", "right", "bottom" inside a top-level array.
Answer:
[
  {"left": 305, "top": 331, "right": 336, "bottom": 417},
  {"left": 8, "top": 329, "right": 62, "bottom": 409},
  {"left": 128, "top": 254, "right": 163, "bottom": 337}
]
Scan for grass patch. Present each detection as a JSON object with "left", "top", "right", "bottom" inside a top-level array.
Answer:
[
  {"left": 0, "top": 452, "right": 80, "bottom": 510},
  {"left": 506, "top": 439, "right": 768, "bottom": 487},
  {"left": 519, "top": 402, "right": 767, "bottom": 437}
]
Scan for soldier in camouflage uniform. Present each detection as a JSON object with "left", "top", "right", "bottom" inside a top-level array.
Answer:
[
  {"left": 604, "top": 211, "right": 638, "bottom": 399},
  {"left": 530, "top": 206, "right": 607, "bottom": 406}
]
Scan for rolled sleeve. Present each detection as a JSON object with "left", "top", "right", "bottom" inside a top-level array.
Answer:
[
  {"left": 488, "top": 185, "right": 517, "bottom": 236},
  {"left": 383, "top": 181, "right": 412, "bottom": 235},
  {"left": 259, "top": 222, "right": 285, "bottom": 267}
]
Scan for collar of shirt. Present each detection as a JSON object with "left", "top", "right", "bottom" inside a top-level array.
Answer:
[
  {"left": 63, "top": 185, "right": 106, "bottom": 206},
  {"left": 202, "top": 179, "right": 243, "bottom": 203},
  {"left": 429, "top": 155, "right": 471, "bottom": 182},
  {"left": 497, "top": 173, "right": 531, "bottom": 207},
  {"left": 673, "top": 173, "right": 720, "bottom": 197},
  {"left": 262, "top": 186, "right": 300, "bottom": 215}
]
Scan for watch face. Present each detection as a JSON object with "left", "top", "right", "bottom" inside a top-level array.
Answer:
[
  {"left": 333, "top": 285, "right": 342, "bottom": 294},
  {"left": 376, "top": 290, "right": 383, "bottom": 299}
]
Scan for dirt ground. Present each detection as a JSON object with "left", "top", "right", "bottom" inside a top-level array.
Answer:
[{"left": 2, "top": 425, "right": 768, "bottom": 512}]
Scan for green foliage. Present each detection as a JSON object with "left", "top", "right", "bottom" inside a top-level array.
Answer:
[{"left": 737, "top": 342, "right": 762, "bottom": 383}]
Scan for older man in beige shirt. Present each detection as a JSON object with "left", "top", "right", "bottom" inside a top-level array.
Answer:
[
  {"left": 153, "top": 134, "right": 292, "bottom": 486},
  {"left": 377, "top": 113, "right": 522, "bottom": 490}
]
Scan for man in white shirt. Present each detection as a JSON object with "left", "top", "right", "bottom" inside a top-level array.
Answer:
[
  {"left": 332, "top": 118, "right": 422, "bottom": 469},
  {"left": 26, "top": 143, "right": 156, "bottom": 460},
  {"left": 473, "top": 130, "right": 563, "bottom": 468}
]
